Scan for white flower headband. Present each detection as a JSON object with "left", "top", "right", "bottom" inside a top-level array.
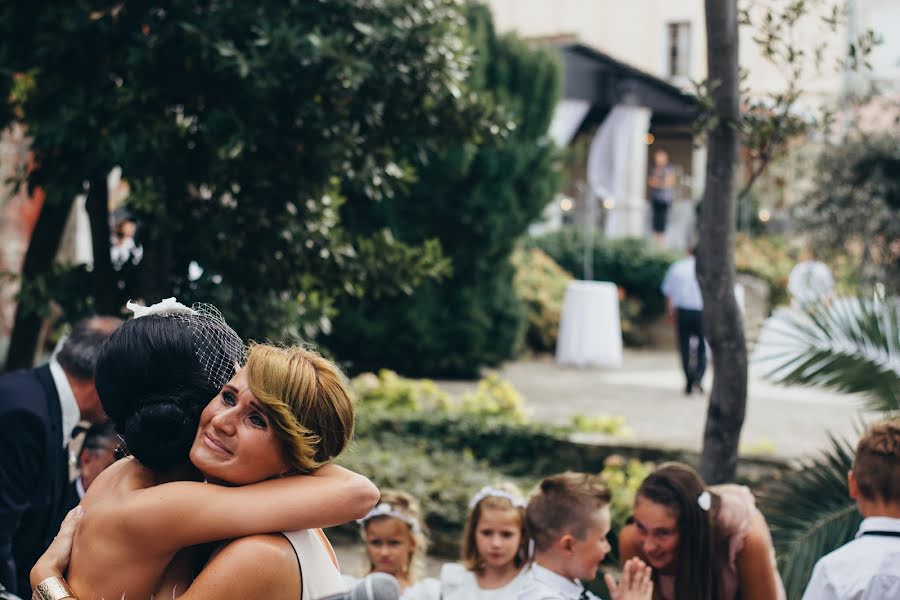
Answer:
[
  {"left": 125, "top": 297, "right": 245, "bottom": 391},
  {"left": 357, "top": 502, "right": 421, "bottom": 533},
  {"left": 468, "top": 486, "right": 527, "bottom": 510},
  {"left": 127, "top": 297, "right": 195, "bottom": 318}
]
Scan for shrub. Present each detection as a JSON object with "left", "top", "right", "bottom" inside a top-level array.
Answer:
[
  {"left": 571, "top": 414, "right": 634, "bottom": 437},
  {"left": 511, "top": 247, "right": 573, "bottom": 353},
  {"left": 460, "top": 374, "right": 528, "bottom": 424},
  {"left": 527, "top": 230, "right": 676, "bottom": 323},
  {"left": 352, "top": 370, "right": 452, "bottom": 413},
  {"left": 734, "top": 234, "right": 793, "bottom": 309},
  {"left": 325, "top": 7, "right": 562, "bottom": 378}
]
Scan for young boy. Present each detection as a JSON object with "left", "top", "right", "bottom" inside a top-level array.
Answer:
[
  {"left": 802, "top": 418, "right": 900, "bottom": 599},
  {"left": 519, "top": 472, "right": 652, "bottom": 600}
]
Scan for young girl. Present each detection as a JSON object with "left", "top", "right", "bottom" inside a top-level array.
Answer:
[
  {"left": 354, "top": 489, "right": 441, "bottom": 599},
  {"left": 441, "top": 484, "right": 529, "bottom": 599},
  {"left": 618, "top": 462, "right": 785, "bottom": 600}
]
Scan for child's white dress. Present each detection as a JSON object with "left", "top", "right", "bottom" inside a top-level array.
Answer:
[{"left": 441, "top": 563, "right": 527, "bottom": 599}]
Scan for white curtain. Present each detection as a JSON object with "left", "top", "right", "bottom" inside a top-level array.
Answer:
[
  {"left": 585, "top": 104, "right": 651, "bottom": 238},
  {"left": 548, "top": 99, "right": 591, "bottom": 147}
]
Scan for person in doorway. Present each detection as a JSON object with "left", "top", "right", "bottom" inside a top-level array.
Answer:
[
  {"left": 661, "top": 248, "right": 705, "bottom": 395},
  {"left": 647, "top": 149, "right": 676, "bottom": 247}
]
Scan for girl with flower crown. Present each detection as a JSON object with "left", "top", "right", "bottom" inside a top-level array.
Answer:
[
  {"left": 351, "top": 489, "right": 441, "bottom": 599},
  {"left": 30, "top": 299, "right": 378, "bottom": 600},
  {"left": 440, "top": 483, "right": 529, "bottom": 599},
  {"left": 618, "top": 462, "right": 785, "bottom": 600}
]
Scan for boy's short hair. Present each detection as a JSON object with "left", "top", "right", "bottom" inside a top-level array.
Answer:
[
  {"left": 525, "top": 472, "right": 611, "bottom": 553},
  {"left": 853, "top": 418, "right": 900, "bottom": 503}
]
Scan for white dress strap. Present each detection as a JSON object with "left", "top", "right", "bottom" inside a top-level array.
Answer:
[{"left": 282, "top": 529, "right": 348, "bottom": 600}]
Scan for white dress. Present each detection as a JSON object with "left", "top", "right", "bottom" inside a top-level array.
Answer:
[
  {"left": 282, "top": 529, "right": 348, "bottom": 600},
  {"left": 441, "top": 563, "right": 526, "bottom": 599}
]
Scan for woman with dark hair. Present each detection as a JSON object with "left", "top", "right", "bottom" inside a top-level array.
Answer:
[
  {"left": 618, "top": 462, "right": 784, "bottom": 600},
  {"left": 29, "top": 301, "right": 377, "bottom": 600}
]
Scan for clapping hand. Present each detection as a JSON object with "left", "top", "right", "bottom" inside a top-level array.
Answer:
[{"left": 604, "top": 557, "right": 653, "bottom": 600}]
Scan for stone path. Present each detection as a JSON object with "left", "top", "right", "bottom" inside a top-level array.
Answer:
[{"left": 436, "top": 349, "right": 872, "bottom": 459}]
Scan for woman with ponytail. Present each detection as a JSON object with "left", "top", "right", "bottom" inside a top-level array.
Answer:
[{"left": 618, "top": 462, "right": 784, "bottom": 600}]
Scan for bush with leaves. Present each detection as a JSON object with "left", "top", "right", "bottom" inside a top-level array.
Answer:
[
  {"left": 511, "top": 247, "right": 573, "bottom": 353},
  {"left": 795, "top": 133, "right": 900, "bottom": 294},
  {"left": 324, "top": 5, "right": 562, "bottom": 378},
  {"left": 527, "top": 230, "right": 676, "bottom": 325},
  {"left": 1, "top": 0, "right": 503, "bottom": 368},
  {"left": 756, "top": 295, "right": 899, "bottom": 594}
]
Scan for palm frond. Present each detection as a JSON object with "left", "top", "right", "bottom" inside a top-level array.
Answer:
[
  {"left": 753, "top": 296, "right": 900, "bottom": 411},
  {"left": 759, "top": 434, "right": 862, "bottom": 599}
]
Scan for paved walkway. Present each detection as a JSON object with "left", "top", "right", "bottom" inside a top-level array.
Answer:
[{"left": 437, "top": 350, "right": 871, "bottom": 459}]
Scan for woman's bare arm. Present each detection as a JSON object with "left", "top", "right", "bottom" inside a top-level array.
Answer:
[
  {"left": 115, "top": 463, "right": 378, "bottom": 554},
  {"left": 735, "top": 518, "right": 781, "bottom": 600}
]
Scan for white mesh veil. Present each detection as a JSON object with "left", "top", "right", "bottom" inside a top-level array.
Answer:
[{"left": 126, "top": 298, "right": 245, "bottom": 390}]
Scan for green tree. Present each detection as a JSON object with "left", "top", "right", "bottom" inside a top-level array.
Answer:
[
  {"left": 795, "top": 132, "right": 900, "bottom": 292},
  {"left": 0, "top": 0, "right": 499, "bottom": 369},
  {"left": 324, "top": 4, "right": 561, "bottom": 377},
  {"left": 696, "top": 0, "right": 878, "bottom": 482}
]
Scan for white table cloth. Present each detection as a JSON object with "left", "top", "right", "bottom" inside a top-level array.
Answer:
[{"left": 555, "top": 280, "right": 623, "bottom": 368}]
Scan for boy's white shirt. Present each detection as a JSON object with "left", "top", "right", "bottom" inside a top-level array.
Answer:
[{"left": 518, "top": 562, "right": 600, "bottom": 600}]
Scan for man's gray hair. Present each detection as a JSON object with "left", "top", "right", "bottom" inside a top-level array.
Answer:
[{"left": 56, "top": 316, "right": 123, "bottom": 379}]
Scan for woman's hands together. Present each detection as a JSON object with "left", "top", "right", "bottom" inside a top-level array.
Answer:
[{"left": 605, "top": 557, "right": 653, "bottom": 600}]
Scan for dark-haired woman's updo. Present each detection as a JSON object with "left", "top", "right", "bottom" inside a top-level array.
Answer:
[{"left": 95, "top": 313, "right": 244, "bottom": 471}]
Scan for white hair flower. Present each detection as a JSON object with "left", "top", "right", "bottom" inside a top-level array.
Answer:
[
  {"left": 697, "top": 490, "right": 712, "bottom": 511},
  {"left": 126, "top": 297, "right": 195, "bottom": 319}
]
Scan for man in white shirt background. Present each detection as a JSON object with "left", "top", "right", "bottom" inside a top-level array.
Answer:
[
  {"left": 802, "top": 418, "right": 900, "bottom": 600},
  {"left": 661, "top": 248, "right": 706, "bottom": 395}
]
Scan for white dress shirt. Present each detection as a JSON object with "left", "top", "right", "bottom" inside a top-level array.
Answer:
[
  {"left": 801, "top": 516, "right": 900, "bottom": 600},
  {"left": 518, "top": 563, "right": 598, "bottom": 600},
  {"left": 661, "top": 256, "right": 703, "bottom": 311},
  {"left": 49, "top": 357, "right": 79, "bottom": 448}
]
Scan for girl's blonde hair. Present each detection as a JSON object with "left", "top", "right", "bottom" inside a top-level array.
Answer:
[
  {"left": 361, "top": 489, "right": 429, "bottom": 582},
  {"left": 244, "top": 343, "right": 354, "bottom": 473},
  {"left": 461, "top": 482, "right": 527, "bottom": 571}
]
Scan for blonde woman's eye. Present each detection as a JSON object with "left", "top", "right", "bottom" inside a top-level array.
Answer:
[
  {"left": 250, "top": 414, "right": 266, "bottom": 427},
  {"left": 222, "top": 392, "right": 236, "bottom": 406}
]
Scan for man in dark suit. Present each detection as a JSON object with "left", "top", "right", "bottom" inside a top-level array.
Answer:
[{"left": 0, "top": 316, "right": 121, "bottom": 596}]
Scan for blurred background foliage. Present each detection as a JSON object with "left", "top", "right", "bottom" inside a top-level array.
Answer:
[{"left": 323, "top": 4, "right": 562, "bottom": 377}]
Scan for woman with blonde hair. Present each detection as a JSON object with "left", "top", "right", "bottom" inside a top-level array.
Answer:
[
  {"left": 353, "top": 489, "right": 440, "bottom": 599},
  {"left": 30, "top": 301, "right": 376, "bottom": 600}
]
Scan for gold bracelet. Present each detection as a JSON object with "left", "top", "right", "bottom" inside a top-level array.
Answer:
[{"left": 31, "top": 577, "right": 76, "bottom": 600}]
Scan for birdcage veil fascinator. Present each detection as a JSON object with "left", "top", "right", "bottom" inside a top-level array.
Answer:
[{"left": 126, "top": 297, "right": 245, "bottom": 390}]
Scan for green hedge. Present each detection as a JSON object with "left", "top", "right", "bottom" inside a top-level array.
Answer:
[{"left": 526, "top": 230, "right": 677, "bottom": 322}]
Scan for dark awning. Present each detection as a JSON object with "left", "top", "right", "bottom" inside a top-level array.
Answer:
[{"left": 558, "top": 43, "right": 701, "bottom": 129}]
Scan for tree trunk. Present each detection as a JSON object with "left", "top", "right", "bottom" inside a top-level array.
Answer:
[
  {"left": 3, "top": 194, "right": 74, "bottom": 372},
  {"left": 86, "top": 172, "right": 116, "bottom": 314},
  {"left": 697, "top": 0, "right": 747, "bottom": 484}
]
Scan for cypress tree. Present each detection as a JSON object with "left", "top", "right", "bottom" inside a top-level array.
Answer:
[{"left": 327, "top": 4, "right": 561, "bottom": 377}]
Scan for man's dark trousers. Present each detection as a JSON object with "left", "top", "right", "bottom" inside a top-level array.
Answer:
[
  {"left": 0, "top": 366, "right": 71, "bottom": 596},
  {"left": 676, "top": 308, "right": 706, "bottom": 393}
]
